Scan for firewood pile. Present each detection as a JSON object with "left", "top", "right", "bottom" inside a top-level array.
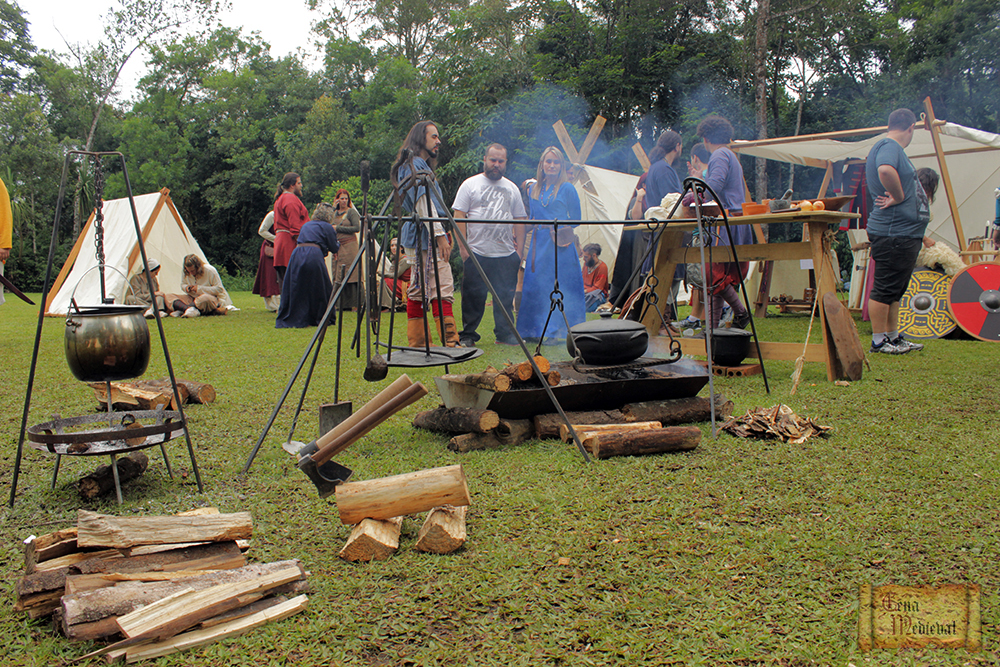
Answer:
[
  {"left": 334, "top": 465, "right": 471, "bottom": 563},
  {"left": 721, "top": 404, "right": 833, "bottom": 444},
  {"left": 13, "top": 508, "right": 308, "bottom": 663},
  {"left": 90, "top": 378, "right": 216, "bottom": 411},
  {"left": 414, "top": 389, "right": 734, "bottom": 458}
]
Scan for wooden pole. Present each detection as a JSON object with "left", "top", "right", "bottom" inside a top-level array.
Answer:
[
  {"left": 923, "top": 97, "right": 967, "bottom": 252},
  {"left": 632, "top": 143, "right": 651, "bottom": 171}
]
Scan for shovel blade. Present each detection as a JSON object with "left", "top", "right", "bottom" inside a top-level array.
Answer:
[{"left": 319, "top": 401, "right": 353, "bottom": 438}]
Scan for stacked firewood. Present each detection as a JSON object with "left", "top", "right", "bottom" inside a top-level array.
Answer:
[
  {"left": 13, "top": 508, "right": 308, "bottom": 663},
  {"left": 721, "top": 404, "right": 833, "bottom": 444},
  {"left": 335, "top": 465, "right": 471, "bottom": 563},
  {"left": 440, "top": 355, "right": 561, "bottom": 394},
  {"left": 90, "top": 378, "right": 216, "bottom": 411}
]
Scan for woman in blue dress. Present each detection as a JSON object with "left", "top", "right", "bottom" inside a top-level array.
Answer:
[
  {"left": 276, "top": 203, "right": 341, "bottom": 328},
  {"left": 517, "top": 146, "right": 585, "bottom": 341}
]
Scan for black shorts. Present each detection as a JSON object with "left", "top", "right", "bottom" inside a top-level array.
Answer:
[{"left": 869, "top": 234, "right": 922, "bottom": 304}]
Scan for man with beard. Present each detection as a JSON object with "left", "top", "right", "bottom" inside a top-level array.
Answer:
[
  {"left": 581, "top": 243, "right": 609, "bottom": 312},
  {"left": 392, "top": 120, "right": 460, "bottom": 346},
  {"left": 452, "top": 143, "right": 527, "bottom": 346}
]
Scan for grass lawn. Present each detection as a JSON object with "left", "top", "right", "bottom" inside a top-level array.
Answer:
[{"left": 1, "top": 290, "right": 999, "bottom": 666}]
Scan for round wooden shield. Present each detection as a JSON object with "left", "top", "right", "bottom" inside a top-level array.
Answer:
[
  {"left": 947, "top": 262, "right": 1000, "bottom": 341},
  {"left": 898, "top": 267, "right": 956, "bottom": 339}
]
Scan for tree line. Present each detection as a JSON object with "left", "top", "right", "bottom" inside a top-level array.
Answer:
[{"left": 1, "top": 0, "right": 997, "bottom": 290}]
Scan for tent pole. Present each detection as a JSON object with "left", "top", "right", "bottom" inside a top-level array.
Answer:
[{"left": 923, "top": 97, "right": 967, "bottom": 253}]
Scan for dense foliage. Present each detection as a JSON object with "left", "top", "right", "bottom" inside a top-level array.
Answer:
[{"left": 1, "top": 0, "right": 997, "bottom": 289}]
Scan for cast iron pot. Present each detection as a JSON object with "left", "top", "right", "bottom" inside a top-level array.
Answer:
[
  {"left": 710, "top": 328, "right": 752, "bottom": 367},
  {"left": 65, "top": 305, "right": 151, "bottom": 382},
  {"left": 567, "top": 313, "right": 648, "bottom": 365}
]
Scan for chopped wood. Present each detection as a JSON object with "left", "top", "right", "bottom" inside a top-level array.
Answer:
[
  {"left": 335, "top": 465, "right": 471, "bottom": 525},
  {"left": 583, "top": 426, "right": 702, "bottom": 459},
  {"left": 16, "top": 567, "right": 71, "bottom": 598},
  {"left": 620, "top": 395, "right": 733, "bottom": 424},
  {"left": 448, "top": 419, "right": 534, "bottom": 453},
  {"left": 415, "top": 506, "right": 467, "bottom": 554},
  {"left": 34, "top": 549, "right": 122, "bottom": 572},
  {"left": 137, "top": 378, "right": 215, "bottom": 404},
  {"left": 61, "top": 560, "right": 305, "bottom": 630},
  {"left": 533, "top": 409, "right": 628, "bottom": 438},
  {"left": 78, "top": 451, "right": 149, "bottom": 500},
  {"left": 339, "top": 516, "right": 404, "bottom": 562},
  {"left": 500, "top": 362, "right": 532, "bottom": 382},
  {"left": 440, "top": 371, "right": 510, "bottom": 392},
  {"left": 77, "top": 510, "right": 252, "bottom": 549},
  {"left": 108, "top": 594, "right": 308, "bottom": 663},
  {"left": 510, "top": 369, "right": 560, "bottom": 389},
  {"left": 532, "top": 355, "right": 551, "bottom": 374},
  {"left": 173, "top": 507, "right": 220, "bottom": 516},
  {"left": 196, "top": 594, "right": 290, "bottom": 630},
  {"left": 115, "top": 565, "right": 302, "bottom": 640},
  {"left": 721, "top": 404, "right": 833, "bottom": 444},
  {"left": 412, "top": 407, "right": 500, "bottom": 434},
  {"left": 24, "top": 528, "right": 78, "bottom": 573},
  {"left": 14, "top": 589, "right": 64, "bottom": 619},
  {"left": 558, "top": 421, "right": 661, "bottom": 442},
  {"left": 90, "top": 382, "right": 175, "bottom": 411}
]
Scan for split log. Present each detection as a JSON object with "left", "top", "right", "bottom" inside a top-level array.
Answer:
[
  {"left": 558, "top": 421, "right": 662, "bottom": 442},
  {"left": 448, "top": 419, "right": 533, "bottom": 453},
  {"left": 620, "top": 395, "right": 733, "bottom": 424},
  {"left": 14, "top": 590, "right": 64, "bottom": 619},
  {"left": 77, "top": 510, "right": 252, "bottom": 549},
  {"left": 415, "top": 506, "right": 467, "bottom": 554},
  {"left": 197, "top": 594, "right": 291, "bottom": 630},
  {"left": 335, "top": 465, "right": 471, "bottom": 525},
  {"left": 24, "top": 528, "right": 79, "bottom": 573},
  {"left": 412, "top": 407, "right": 500, "bottom": 434},
  {"left": 90, "top": 383, "right": 175, "bottom": 411},
  {"left": 78, "top": 451, "right": 149, "bottom": 500},
  {"left": 138, "top": 378, "right": 215, "bottom": 404},
  {"left": 510, "top": 370, "right": 560, "bottom": 389},
  {"left": 107, "top": 594, "right": 308, "bottom": 663},
  {"left": 441, "top": 371, "right": 510, "bottom": 392},
  {"left": 339, "top": 516, "right": 404, "bottom": 562},
  {"left": 533, "top": 409, "right": 629, "bottom": 439},
  {"left": 583, "top": 426, "right": 701, "bottom": 459},
  {"left": 60, "top": 560, "right": 306, "bottom": 632}
]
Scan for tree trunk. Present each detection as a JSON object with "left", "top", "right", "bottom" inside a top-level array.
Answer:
[
  {"left": 334, "top": 465, "right": 471, "bottom": 525},
  {"left": 584, "top": 426, "right": 702, "bottom": 458},
  {"left": 619, "top": 395, "right": 733, "bottom": 424},
  {"left": 413, "top": 407, "right": 500, "bottom": 434}
]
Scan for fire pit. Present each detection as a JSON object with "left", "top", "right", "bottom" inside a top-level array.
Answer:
[{"left": 435, "top": 357, "right": 708, "bottom": 420}]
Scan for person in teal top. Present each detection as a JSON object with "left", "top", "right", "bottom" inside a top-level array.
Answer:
[{"left": 517, "top": 146, "right": 585, "bottom": 341}]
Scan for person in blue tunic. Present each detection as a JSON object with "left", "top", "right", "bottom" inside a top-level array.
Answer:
[
  {"left": 517, "top": 146, "right": 585, "bottom": 341},
  {"left": 275, "top": 203, "right": 341, "bottom": 329}
]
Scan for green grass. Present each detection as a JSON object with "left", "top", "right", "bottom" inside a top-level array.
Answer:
[{"left": 2, "top": 292, "right": 999, "bottom": 666}]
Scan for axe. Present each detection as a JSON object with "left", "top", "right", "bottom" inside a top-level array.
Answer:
[{"left": 297, "top": 380, "right": 428, "bottom": 497}]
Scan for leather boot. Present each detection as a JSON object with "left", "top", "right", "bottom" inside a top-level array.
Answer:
[
  {"left": 407, "top": 318, "right": 426, "bottom": 347},
  {"left": 436, "top": 316, "right": 460, "bottom": 347}
]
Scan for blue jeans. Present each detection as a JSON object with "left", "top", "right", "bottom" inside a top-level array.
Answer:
[{"left": 461, "top": 252, "right": 521, "bottom": 344}]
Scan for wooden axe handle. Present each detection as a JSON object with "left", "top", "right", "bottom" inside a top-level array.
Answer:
[
  {"left": 313, "top": 374, "right": 412, "bottom": 452},
  {"left": 313, "top": 382, "right": 428, "bottom": 465}
]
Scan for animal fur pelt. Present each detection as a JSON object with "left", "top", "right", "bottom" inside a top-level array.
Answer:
[{"left": 915, "top": 242, "right": 965, "bottom": 276}]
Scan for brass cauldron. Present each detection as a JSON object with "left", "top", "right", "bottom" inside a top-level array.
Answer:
[{"left": 65, "top": 305, "right": 151, "bottom": 382}]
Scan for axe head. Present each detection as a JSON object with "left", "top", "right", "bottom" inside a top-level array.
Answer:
[{"left": 297, "top": 455, "right": 353, "bottom": 498}]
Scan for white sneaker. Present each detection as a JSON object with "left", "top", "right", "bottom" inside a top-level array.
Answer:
[
  {"left": 170, "top": 310, "right": 183, "bottom": 317},
  {"left": 183, "top": 306, "right": 201, "bottom": 318},
  {"left": 144, "top": 307, "right": 155, "bottom": 319}
]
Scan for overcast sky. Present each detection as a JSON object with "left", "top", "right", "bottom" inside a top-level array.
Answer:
[{"left": 18, "top": 0, "right": 327, "bottom": 98}]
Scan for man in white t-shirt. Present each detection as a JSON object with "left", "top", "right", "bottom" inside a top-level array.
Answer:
[{"left": 453, "top": 143, "right": 527, "bottom": 346}]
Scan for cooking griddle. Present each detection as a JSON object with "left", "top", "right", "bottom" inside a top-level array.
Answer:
[{"left": 435, "top": 357, "right": 709, "bottom": 420}]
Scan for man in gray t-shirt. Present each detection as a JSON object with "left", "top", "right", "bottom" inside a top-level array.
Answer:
[
  {"left": 865, "top": 108, "right": 930, "bottom": 355},
  {"left": 453, "top": 143, "right": 527, "bottom": 346}
]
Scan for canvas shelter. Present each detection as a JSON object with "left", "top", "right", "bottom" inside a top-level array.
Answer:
[
  {"left": 45, "top": 189, "right": 208, "bottom": 315},
  {"left": 572, "top": 164, "right": 637, "bottom": 273},
  {"left": 730, "top": 99, "right": 1000, "bottom": 253}
]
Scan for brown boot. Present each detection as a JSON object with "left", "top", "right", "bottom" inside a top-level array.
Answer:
[
  {"left": 436, "top": 316, "right": 461, "bottom": 347},
  {"left": 407, "top": 318, "right": 426, "bottom": 347}
]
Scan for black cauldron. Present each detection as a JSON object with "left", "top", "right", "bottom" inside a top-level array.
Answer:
[
  {"left": 65, "top": 305, "right": 151, "bottom": 382},
  {"left": 710, "top": 328, "right": 752, "bottom": 367},
  {"left": 567, "top": 314, "right": 649, "bottom": 365}
]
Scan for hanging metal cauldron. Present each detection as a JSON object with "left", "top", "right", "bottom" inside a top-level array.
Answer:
[{"left": 65, "top": 304, "right": 151, "bottom": 382}]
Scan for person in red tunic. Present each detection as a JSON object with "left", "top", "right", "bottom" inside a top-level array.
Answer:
[
  {"left": 272, "top": 172, "right": 308, "bottom": 287},
  {"left": 582, "top": 242, "right": 609, "bottom": 312}
]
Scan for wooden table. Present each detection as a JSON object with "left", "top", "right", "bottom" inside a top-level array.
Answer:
[{"left": 630, "top": 209, "right": 861, "bottom": 382}]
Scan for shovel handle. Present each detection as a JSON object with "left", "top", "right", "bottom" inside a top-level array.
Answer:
[
  {"left": 313, "top": 382, "right": 428, "bottom": 465},
  {"left": 313, "top": 375, "right": 412, "bottom": 452}
]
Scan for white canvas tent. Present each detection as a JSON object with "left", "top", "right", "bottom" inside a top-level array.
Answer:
[
  {"left": 573, "top": 164, "right": 638, "bottom": 274},
  {"left": 731, "top": 102, "right": 1000, "bottom": 253},
  {"left": 46, "top": 189, "right": 208, "bottom": 315}
]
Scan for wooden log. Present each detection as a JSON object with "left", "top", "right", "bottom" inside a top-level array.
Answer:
[
  {"left": 533, "top": 409, "right": 629, "bottom": 439},
  {"left": 441, "top": 372, "right": 510, "bottom": 392},
  {"left": 131, "top": 380, "right": 189, "bottom": 406},
  {"left": 24, "top": 528, "right": 78, "bottom": 573},
  {"left": 558, "top": 421, "right": 662, "bottom": 442},
  {"left": 532, "top": 355, "right": 551, "bottom": 374},
  {"left": 139, "top": 378, "right": 215, "bottom": 404},
  {"left": 448, "top": 419, "right": 533, "bottom": 453},
  {"left": 620, "top": 395, "right": 733, "bottom": 424},
  {"left": 90, "top": 383, "right": 176, "bottom": 411},
  {"left": 78, "top": 451, "right": 149, "bottom": 500},
  {"left": 583, "top": 426, "right": 702, "bottom": 459},
  {"left": 108, "top": 594, "right": 308, "bottom": 663},
  {"left": 60, "top": 560, "right": 306, "bottom": 631},
  {"left": 335, "top": 465, "right": 471, "bottom": 525},
  {"left": 510, "top": 370, "right": 560, "bottom": 389},
  {"left": 77, "top": 510, "right": 252, "bottom": 549},
  {"left": 14, "top": 590, "right": 64, "bottom": 618},
  {"left": 339, "top": 516, "right": 404, "bottom": 562},
  {"left": 415, "top": 506, "right": 467, "bottom": 554},
  {"left": 500, "top": 362, "right": 532, "bottom": 382},
  {"left": 412, "top": 407, "right": 500, "bottom": 434}
]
